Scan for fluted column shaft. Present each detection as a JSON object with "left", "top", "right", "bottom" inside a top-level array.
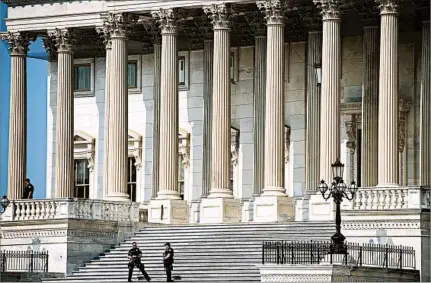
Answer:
[
  {"left": 253, "top": 36, "right": 267, "bottom": 195},
  {"left": 4, "top": 32, "right": 28, "bottom": 200},
  {"left": 52, "top": 29, "right": 74, "bottom": 198},
  {"left": 362, "top": 26, "right": 380, "bottom": 187},
  {"left": 377, "top": 1, "right": 399, "bottom": 187},
  {"left": 420, "top": 21, "right": 431, "bottom": 186},
  {"left": 152, "top": 43, "right": 162, "bottom": 198},
  {"left": 317, "top": 2, "right": 341, "bottom": 183},
  {"left": 102, "top": 42, "right": 112, "bottom": 199},
  {"left": 107, "top": 32, "right": 129, "bottom": 199},
  {"left": 305, "top": 31, "right": 322, "bottom": 192},
  {"left": 202, "top": 39, "right": 214, "bottom": 198}
]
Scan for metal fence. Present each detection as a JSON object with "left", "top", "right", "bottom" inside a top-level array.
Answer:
[
  {"left": 262, "top": 241, "right": 416, "bottom": 270},
  {"left": 0, "top": 250, "right": 49, "bottom": 273}
]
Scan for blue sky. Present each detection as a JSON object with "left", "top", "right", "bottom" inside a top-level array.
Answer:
[{"left": 0, "top": 2, "right": 47, "bottom": 198}]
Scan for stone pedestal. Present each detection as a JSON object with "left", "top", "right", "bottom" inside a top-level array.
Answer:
[
  {"left": 148, "top": 199, "right": 188, "bottom": 225},
  {"left": 295, "top": 195, "right": 310, "bottom": 221},
  {"left": 308, "top": 193, "right": 334, "bottom": 221},
  {"left": 253, "top": 196, "right": 295, "bottom": 222},
  {"left": 200, "top": 198, "right": 241, "bottom": 224}
]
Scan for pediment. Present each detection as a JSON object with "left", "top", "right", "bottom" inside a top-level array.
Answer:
[{"left": 74, "top": 130, "right": 95, "bottom": 144}]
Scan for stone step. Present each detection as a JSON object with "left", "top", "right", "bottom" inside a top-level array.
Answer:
[
  {"left": 82, "top": 262, "right": 260, "bottom": 268},
  {"left": 43, "top": 277, "right": 261, "bottom": 282}
]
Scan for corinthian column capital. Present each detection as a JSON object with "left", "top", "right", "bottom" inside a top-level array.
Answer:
[
  {"left": 257, "top": 0, "right": 286, "bottom": 25},
  {"left": 1, "top": 31, "right": 32, "bottom": 56},
  {"left": 96, "top": 25, "right": 112, "bottom": 49},
  {"left": 203, "top": 4, "right": 232, "bottom": 30},
  {"left": 48, "top": 28, "right": 74, "bottom": 53},
  {"left": 151, "top": 8, "right": 179, "bottom": 34},
  {"left": 376, "top": 0, "right": 399, "bottom": 15},
  {"left": 101, "top": 12, "right": 138, "bottom": 39},
  {"left": 313, "top": 0, "right": 341, "bottom": 20}
]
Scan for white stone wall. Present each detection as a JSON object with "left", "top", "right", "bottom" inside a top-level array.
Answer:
[{"left": 46, "top": 34, "right": 421, "bottom": 203}]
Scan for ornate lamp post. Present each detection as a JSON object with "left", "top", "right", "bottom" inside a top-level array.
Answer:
[
  {"left": 0, "top": 195, "right": 10, "bottom": 214},
  {"left": 318, "top": 159, "right": 358, "bottom": 254}
]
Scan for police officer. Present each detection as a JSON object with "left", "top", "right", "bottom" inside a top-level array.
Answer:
[
  {"left": 128, "top": 242, "right": 151, "bottom": 282},
  {"left": 163, "top": 242, "right": 174, "bottom": 282},
  {"left": 23, "top": 178, "right": 34, "bottom": 199}
]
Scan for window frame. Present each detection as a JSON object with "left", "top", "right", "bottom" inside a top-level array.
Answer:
[
  {"left": 127, "top": 60, "right": 138, "bottom": 89},
  {"left": 73, "top": 58, "right": 95, "bottom": 97},
  {"left": 127, "top": 156, "right": 137, "bottom": 202},
  {"left": 128, "top": 55, "right": 142, "bottom": 95},
  {"left": 178, "top": 51, "right": 190, "bottom": 91},
  {"left": 74, "top": 158, "right": 90, "bottom": 199}
]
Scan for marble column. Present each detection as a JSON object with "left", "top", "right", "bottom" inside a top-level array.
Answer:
[
  {"left": 305, "top": 31, "right": 322, "bottom": 193},
  {"left": 104, "top": 13, "right": 135, "bottom": 199},
  {"left": 376, "top": 0, "right": 399, "bottom": 187},
  {"left": 258, "top": 0, "right": 286, "bottom": 196},
  {"left": 420, "top": 21, "right": 430, "bottom": 186},
  {"left": 204, "top": 4, "right": 233, "bottom": 198},
  {"left": 202, "top": 39, "right": 214, "bottom": 198},
  {"left": 50, "top": 28, "right": 75, "bottom": 198},
  {"left": 2, "top": 32, "right": 29, "bottom": 200},
  {"left": 314, "top": 0, "right": 341, "bottom": 183},
  {"left": 152, "top": 42, "right": 162, "bottom": 199},
  {"left": 253, "top": 35, "right": 267, "bottom": 196},
  {"left": 362, "top": 25, "right": 380, "bottom": 187},
  {"left": 152, "top": 9, "right": 181, "bottom": 199}
]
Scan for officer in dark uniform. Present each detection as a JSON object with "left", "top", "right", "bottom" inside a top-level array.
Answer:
[
  {"left": 128, "top": 242, "right": 151, "bottom": 282},
  {"left": 23, "top": 178, "right": 34, "bottom": 199},
  {"left": 163, "top": 242, "right": 174, "bottom": 282}
]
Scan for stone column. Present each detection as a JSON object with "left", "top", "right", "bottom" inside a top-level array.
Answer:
[
  {"left": 305, "top": 31, "right": 322, "bottom": 193},
  {"left": 152, "top": 42, "right": 162, "bottom": 198},
  {"left": 2, "top": 32, "right": 30, "bottom": 200},
  {"left": 362, "top": 25, "right": 380, "bottom": 187},
  {"left": 103, "top": 13, "right": 136, "bottom": 199},
  {"left": 152, "top": 9, "right": 180, "bottom": 200},
  {"left": 420, "top": 21, "right": 430, "bottom": 186},
  {"left": 204, "top": 4, "right": 233, "bottom": 199},
  {"left": 376, "top": 0, "right": 399, "bottom": 187},
  {"left": 313, "top": 0, "right": 342, "bottom": 183},
  {"left": 96, "top": 26, "right": 112, "bottom": 199},
  {"left": 258, "top": 0, "right": 286, "bottom": 196},
  {"left": 50, "top": 28, "right": 75, "bottom": 198},
  {"left": 253, "top": 35, "right": 267, "bottom": 196},
  {"left": 202, "top": 39, "right": 214, "bottom": 198}
]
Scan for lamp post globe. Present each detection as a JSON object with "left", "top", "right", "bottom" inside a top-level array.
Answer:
[{"left": 0, "top": 195, "right": 10, "bottom": 214}]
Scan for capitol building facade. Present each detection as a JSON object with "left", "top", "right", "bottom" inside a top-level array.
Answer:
[{"left": 0, "top": 0, "right": 430, "bottom": 281}]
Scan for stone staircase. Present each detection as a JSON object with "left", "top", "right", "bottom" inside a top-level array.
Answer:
[{"left": 43, "top": 222, "right": 334, "bottom": 282}]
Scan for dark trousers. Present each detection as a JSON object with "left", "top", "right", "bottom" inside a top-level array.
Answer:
[
  {"left": 128, "top": 260, "right": 150, "bottom": 281},
  {"left": 164, "top": 263, "right": 173, "bottom": 282}
]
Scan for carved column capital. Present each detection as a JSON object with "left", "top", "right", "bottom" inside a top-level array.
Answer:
[
  {"left": 151, "top": 8, "right": 179, "bottom": 35},
  {"left": 47, "top": 28, "right": 75, "bottom": 53},
  {"left": 376, "top": 0, "right": 399, "bottom": 15},
  {"left": 95, "top": 26, "right": 111, "bottom": 49},
  {"left": 257, "top": 0, "right": 286, "bottom": 25},
  {"left": 101, "top": 12, "right": 138, "bottom": 39},
  {"left": 203, "top": 4, "right": 232, "bottom": 30},
  {"left": 313, "top": 0, "right": 341, "bottom": 21},
  {"left": 1, "top": 31, "right": 32, "bottom": 56}
]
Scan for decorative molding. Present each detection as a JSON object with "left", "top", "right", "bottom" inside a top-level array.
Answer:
[
  {"left": 1, "top": 229, "right": 116, "bottom": 239},
  {"left": 74, "top": 131, "right": 96, "bottom": 172},
  {"left": 203, "top": 4, "right": 232, "bottom": 30},
  {"left": 151, "top": 8, "right": 180, "bottom": 34},
  {"left": 313, "top": 0, "right": 341, "bottom": 20},
  {"left": 261, "top": 274, "right": 331, "bottom": 283},
  {"left": 285, "top": 125, "right": 291, "bottom": 163},
  {"left": 128, "top": 130, "right": 143, "bottom": 169},
  {"left": 47, "top": 28, "right": 75, "bottom": 53},
  {"left": 345, "top": 115, "right": 360, "bottom": 153},
  {"left": 95, "top": 25, "right": 111, "bottom": 49},
  {"left": 342, "top": 219, "right": 430, "bottom": 231},
  {"left": 376, "top": 0, "right": 399, "bottom": 15},
  {"left": 257, "top": 0, "right": 287, "bottom": 25},
  {"left": 178, "top": 134, "right": 190, "bottom": 169},
  {"left": 0, "top": 31, "right": 32, "bottom": 56},
  {"left": 398, "top": 114, "right": 406, "bottom": 153},
  {"left": 101, "top": 12, "right": 138, "bottom": 38},
  {"left": 231, "top": 127, "right": 240, "bottom": 167}
]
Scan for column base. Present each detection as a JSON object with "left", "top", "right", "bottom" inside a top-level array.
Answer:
[
  {"left": 308, "top": 193, "right": 334, "bottom": 221},
  {"left": 207, "top": 188, "right": 234, "bottom": 199},
  {"left": 261, "top": 186, "right": 287, "bottom": 196},
  {"left": 295, "top": 195, "right": 311, "bottom": 221},
  {"left": 156, "top": 190, "right": 182, "bottom": 200},
  {"left": 148, "top": 199, "right": 188, "bottom": 225},
  {"left": 253, "top": 195, "right": 295, "bottom": 223},
  {"left": 106, "top": 192, "right": 130, "bottom": 201},
  {"left": 200, "top": 198, "right": 241, "bottom": 224}
]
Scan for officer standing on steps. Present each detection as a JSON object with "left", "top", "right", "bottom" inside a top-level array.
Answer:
[
  {"left": 128, "top": 242, "right": 151, "bottom": 282},
  {"left": 163, "top": 242, "right": 174, "bottom": 282}
]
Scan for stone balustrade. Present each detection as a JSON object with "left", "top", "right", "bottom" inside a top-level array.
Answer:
[
  {"left": 1, "top": 198, "right": 140, "bottom": 222},
  {"left": 342, "top": 186, "right": 430, "bottom": 211}
]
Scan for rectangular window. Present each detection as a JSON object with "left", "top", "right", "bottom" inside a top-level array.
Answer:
[
  {"left": 128, "top": 61, "right": 138, "bottom": 89},
  {"left": 74, "top": 159, "right": 90, "bottom": 199},
  {"left": 178, "top": 155, "right": 185, "bottom": 200},
  {"left": 178, "top": 57, "right": 186, "bottom": 86},
  {"left": 127, "top": 157, "right": 137, "bottom": 202},
  {"left": 74, "top": 64, "right": 91, "bottom": 91},
  {"left": 230, "top": 52, "right": 235, "bottom": 82}
]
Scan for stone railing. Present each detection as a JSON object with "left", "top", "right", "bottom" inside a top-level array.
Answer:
[
  {"left": 343, "top": 186, "right": 430, "bottom": 211},
  {"left": 1, "top": 198, "right": 140, "bottom": 222}
]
